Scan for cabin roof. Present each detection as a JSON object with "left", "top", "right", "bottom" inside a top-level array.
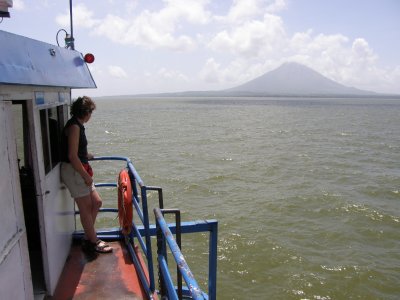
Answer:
[{"left": 0, "top": 30, "right": 96, "bottom": 89}]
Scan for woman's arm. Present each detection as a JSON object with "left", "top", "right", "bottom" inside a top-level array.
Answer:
[{"left": 67, "top": 124, "right": 93, "bottom": 186}]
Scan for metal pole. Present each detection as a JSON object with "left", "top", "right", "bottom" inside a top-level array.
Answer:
[
  {"left": 160, "top": 209, "right": 182, "bottom": 299},
  {"left": 142, "top": 186, "right": 155, "bottom": 292},
  {"left": 69, "top": 0, "right": 75, "bottom": 50},
  {"left": 208, "top": 222, "right": 218, "bottom": 300},
  {"left": 154, "top": 208, "right": 205, "bottom": 300}
]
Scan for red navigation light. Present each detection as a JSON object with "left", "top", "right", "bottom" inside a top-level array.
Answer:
[{"left": 84, "top": 53, "right": 95, "bottom": 64}]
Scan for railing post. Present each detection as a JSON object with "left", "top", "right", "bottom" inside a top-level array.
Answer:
[
  {"left": 141, "top": 186, "right": 155, "bottom": 292},
  {"left": 209, "top": 222, "right": 218, "bottom": 300},
  {"left": 175, "top": 211, "right": 182, "bottom": 300},
  {"left": 154, "top": 208, "right": 206, "bottom": 300},
  {"left": 161, "top": 209, "right": 182, "bottom": 300},
  {"left": 156, "top": 218, "right": 166, "bottom": 297},
  {"left": 89, "top": 156, "right": 217, "bottom": 299}
]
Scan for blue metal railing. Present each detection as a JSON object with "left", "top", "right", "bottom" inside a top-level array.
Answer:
[
  {"left": 73, "top": 156, "right": 218, "bottom": 300},
  {"left": 155, "top": 208, "right": 204, "bottom": 300}
]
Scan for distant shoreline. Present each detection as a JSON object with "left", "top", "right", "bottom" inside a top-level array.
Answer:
[{"left": 94, "top": 92, "right": 400, "bottom": 100}]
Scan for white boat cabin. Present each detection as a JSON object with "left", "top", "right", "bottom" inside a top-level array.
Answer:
[{"left": 0, "top": 30, "right": 96, "bottom": 299}]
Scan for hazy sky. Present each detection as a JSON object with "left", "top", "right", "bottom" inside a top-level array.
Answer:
[{"left": 2, "top": 0, "right": 400, "bottom": 97}]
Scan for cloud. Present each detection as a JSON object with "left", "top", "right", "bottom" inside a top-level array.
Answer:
[
  {"left": 199, "top": 58, "right": 221, "bottom": 83},
  {"left": 162, "top": 0, "right": 211, "bottom": 25},
  {"left": 129, "top": 68, "right": 191, "bottom": 93},
  {"left": 217, "top": 0, "right": 265, "bottom": 23},
  {"left": 12, "top": 0, "right": 25, "bottom": 10},
  {"left": 55, "top": 0, "right": 398, "bottom": 94},
  {"left": 115, "top": 0, "right": 211, "bottom": 50},
  {"left": 108, "top": 65, "right": 128, "bottom": 78},
  {"left": 58, "top": 1, "right": 211, "bottom": 51},
  {"left": 265, "top": 0, "right": 287, "bottom": 13},
  {"left": 285, "top": 32, "right": 383, "bottom": 90},
  {"left": 56, "top": 3, "right": 100, "bottom": 28},
  {"left": 157, "top": 67, "right": 189, "bottom": 81},
  {"left": 199, "top": 57, "right": 263, "bottom": 88},
  {"left": 124, "top": 1, "right": 139, "bottom": 14},
  {"left": 203, "top": 4, "right": 397, "bottom": 94},
  {"left": 94, "top": 12, "right": 196, "bottom": 51},
  {"left": 215, "top": 0, "right": 287, "bottom": 23},
  {"left": 209, "top": 13, "right": 286, "bottom": 57}
]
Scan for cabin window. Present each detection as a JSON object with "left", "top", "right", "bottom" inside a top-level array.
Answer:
[{"left": 40, "top": 106, "right": 65, "bottom": 174}]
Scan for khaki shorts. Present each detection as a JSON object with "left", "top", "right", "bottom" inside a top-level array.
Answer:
[{"left": 61, "top": 162, "right": 95, "bottom": 198}]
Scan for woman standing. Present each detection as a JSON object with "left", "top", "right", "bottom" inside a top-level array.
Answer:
[{"left": 60, "top": 96, "right": 112, "bottom": 256}]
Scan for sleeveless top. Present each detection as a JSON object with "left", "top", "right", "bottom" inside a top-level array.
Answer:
[{"left": 61, "top": 117, "right": 89, "bottom": 164}]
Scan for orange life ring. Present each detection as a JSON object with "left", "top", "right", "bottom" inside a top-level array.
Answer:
[{"left": 118, "top": 169, "right": 133, "bottom": 235}]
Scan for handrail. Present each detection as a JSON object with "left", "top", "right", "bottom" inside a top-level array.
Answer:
[
  {"left": 91, "top": 156, "right": 155, "bottom": 296},
  {"left": 93, "top": 156, "right": 144, "bottom": 186},
  {"left": 72, "top": 156, "right": 217, "bottom": 300},
  {"left": 154, "top": 207, "right": 206, "bottom": 300},
  {"left": 157, "top": 209, "right": 182, "bottom": 299}
]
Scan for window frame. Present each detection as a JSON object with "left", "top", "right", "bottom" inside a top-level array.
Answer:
[{"left": 39, "top": 105, "right": 65, "bottom": 174}]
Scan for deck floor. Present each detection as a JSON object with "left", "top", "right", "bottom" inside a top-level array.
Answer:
[{"left": 52, "top": 241, "right": 152, "bottom": 300}]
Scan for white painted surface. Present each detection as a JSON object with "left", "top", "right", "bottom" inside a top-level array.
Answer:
[
  {"left": 0, "top": 100, "right": 33, "bottom": 300},
  {"left": 30, "top": 92, "right": 75, "bottom": 295},
  {"left": 0, "top": 89, "right": 75, "bottom": 296},
  {"left": 42, "top": 166, "right": 75, "bottom": 294}
]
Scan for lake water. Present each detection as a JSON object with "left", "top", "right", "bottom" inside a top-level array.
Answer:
[{"left": 86, "top": 97, "right": 400, "bottom": 300}]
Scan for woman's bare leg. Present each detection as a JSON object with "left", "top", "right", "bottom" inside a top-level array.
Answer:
[
  {"left": 90, "top": 190, "right": 102, "bottom": 226},
  {"left": 75, "top": 195, "right": 97, "bottom": 243}
]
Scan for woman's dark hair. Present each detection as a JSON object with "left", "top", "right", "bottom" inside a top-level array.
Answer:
[{"left": 70, "top": 96, "right": 96, "bottom": 118}]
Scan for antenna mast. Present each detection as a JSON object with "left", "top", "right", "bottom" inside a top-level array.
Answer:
[{"left": 68, "top": 0, "right": 75, "bottom": 50}]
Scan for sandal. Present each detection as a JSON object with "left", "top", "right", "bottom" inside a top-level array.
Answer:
[
  {"left": 96, "top": 239, "right": 109, "bottom": 247},
  {"left": 95, "top": 239, "right": 113, "bottom": 253}
]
